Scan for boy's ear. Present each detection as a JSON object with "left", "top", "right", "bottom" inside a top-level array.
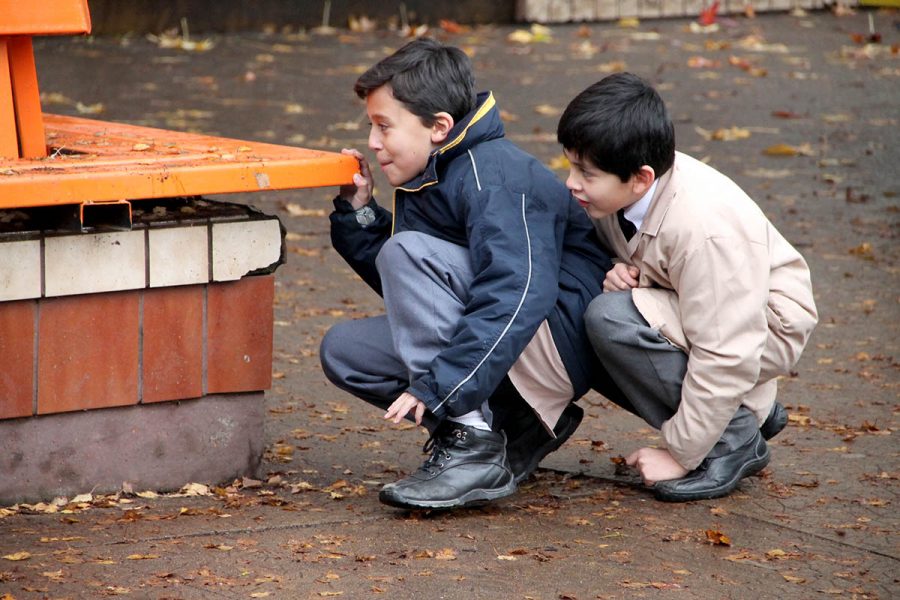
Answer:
[
  {"left": 430, "top": 112, "right": 455, "bottom": 144},
  {"left": 631, "top": 165, "right": 656, "bottom": 196}
]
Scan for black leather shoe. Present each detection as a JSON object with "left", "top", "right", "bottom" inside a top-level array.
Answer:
[
  {"left": 379, "top": 422, "right": 516, "bottom": 510},
  {"left": 760, "top": 402, "right": 788, "bottom": 440},
  {"left": 652, "top": 432, "right": 770, "bottom": 502},
  {"left": 506, "top": 403, "right": 584, "bottom": 484}
]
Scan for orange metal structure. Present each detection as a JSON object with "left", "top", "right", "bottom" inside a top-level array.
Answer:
[{"left": 0, "top": 0, "right": 357, "bottom": 211}]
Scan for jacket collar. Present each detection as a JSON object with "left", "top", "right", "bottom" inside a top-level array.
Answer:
[
  {"left": 638, "top": 152, "right": 681, "bottom": 238},
  {"left": 397, "top": 91, "right": 504, "bottom": 193}
]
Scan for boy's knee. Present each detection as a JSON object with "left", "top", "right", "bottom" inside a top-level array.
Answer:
[
  {"left": 319, "top": 322, "right": 353, "bottom": 385},
  {"left": 375, "top": 231, "right": 432, "bottom": 272},
  {"left": 584, "top": 292, "right": 632, "bottom": 355}
]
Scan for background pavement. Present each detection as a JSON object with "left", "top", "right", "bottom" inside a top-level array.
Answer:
[{"left": 1, "top": 9, "right": 898, "bottom": 599}]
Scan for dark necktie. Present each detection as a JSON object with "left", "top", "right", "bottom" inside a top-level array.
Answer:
[{"left": 617, "top": 209, "right": 636, "bottom": 241}]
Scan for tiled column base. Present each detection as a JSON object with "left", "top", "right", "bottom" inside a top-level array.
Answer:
[{"left": 0, "top": 393, "right": 264, "bottom": 505}]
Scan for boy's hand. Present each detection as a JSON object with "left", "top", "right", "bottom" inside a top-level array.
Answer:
[
  {"left": 339, "top": 148, "right": 375, "bottom": 210},
  {"left": 384, "top": 392, "right": 427, "bottom": 426},
  {"left": 603, "top": 263, "right": 640, "bottom": 292},
  {"left": 625, "top": 447, "right": 689, "bottom": 486}
]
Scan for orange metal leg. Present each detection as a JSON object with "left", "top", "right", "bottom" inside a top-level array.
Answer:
[
  {"left": 8, "top": 36, "right": 46, "bottom": 158},
  {"left": 0, "top": 39, "right": 19, "bottom": 159}
]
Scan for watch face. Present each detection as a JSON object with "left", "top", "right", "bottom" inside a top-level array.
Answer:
[{"left": 355, "top": 206, "right": 376, "bottom": 226}]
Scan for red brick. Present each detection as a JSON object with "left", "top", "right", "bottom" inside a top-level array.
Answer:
[
  {"left": 142, "top": 286, "right": 203, "bottom": 403},
  {"left": 207, "top": 276, "right": 273, "bottom": 394},
  {"left": 38, "top": 292, "right": 140, "bottom": 414},
  {"left": 0, "top": 300, "right": 35, "bottom": 419}
]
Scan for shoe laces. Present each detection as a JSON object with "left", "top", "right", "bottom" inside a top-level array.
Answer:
[{"left": 419, "top": 427, "right": 468, "bottom": 473}]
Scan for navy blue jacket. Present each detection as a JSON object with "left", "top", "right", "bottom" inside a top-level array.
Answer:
[{"left": 330, "top": 92, "right": 612, "bottom": 420}]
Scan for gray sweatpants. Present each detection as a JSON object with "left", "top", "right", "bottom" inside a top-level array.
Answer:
[
  {"left": 584, "top": 291, "right": 758, "bottom": 462},
  {"left": 320, "top": 231, "right": 486, "bottom": 432}
]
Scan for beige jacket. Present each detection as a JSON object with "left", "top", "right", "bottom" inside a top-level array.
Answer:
[{"left": 592, "top": 152, "right": 818, "bottom": 469}]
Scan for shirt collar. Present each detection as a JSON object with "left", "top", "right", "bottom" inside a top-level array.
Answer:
[{"left": 623, "top": 178, "right": 658, "bottom": 231}]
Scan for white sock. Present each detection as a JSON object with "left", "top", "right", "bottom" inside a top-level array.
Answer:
[{"left": 447, "top": 409, "right": 491, "bottom": 431}]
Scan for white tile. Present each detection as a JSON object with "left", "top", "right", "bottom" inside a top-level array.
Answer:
[
  {"left": 0, "top": 239, "right": 41, "bottom": 301},
  {"left": 211, "top": 219, "right": 282, "bottom": 282},
  {"left": 148, "top": 226, "right": 209, "bottom": 288},
  {"left": 44, "top": 231, "right": 145, "bottom": 297}
]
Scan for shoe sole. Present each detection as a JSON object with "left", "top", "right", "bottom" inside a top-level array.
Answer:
[
  {"left": 379, "top": 479, "right": 517, "bottom": 510},
  {"left": 513, "top": 406, "right": 584, "bottom": 485},
  {"left": 653, "top": 447, "right": 771, "bottom": 503}
]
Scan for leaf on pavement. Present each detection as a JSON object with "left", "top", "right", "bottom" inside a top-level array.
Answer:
[
  {"left": 704, "top": 529, "right": 731, "bottom": 546},
  {"left": 3, "top": 551, "right": 31, "bottom": 561}
]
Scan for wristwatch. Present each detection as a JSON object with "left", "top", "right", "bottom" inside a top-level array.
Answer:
[{"left": 354, "top": 205, "right": 376, "bottom": 227}]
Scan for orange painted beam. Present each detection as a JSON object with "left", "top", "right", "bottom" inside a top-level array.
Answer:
[
  {"left": 8, "top": 37, "right": 47, "bottom": 158},
  {"left": 0, "top": 40, "right": 17, "bottom": 158},
  {"left": 0, "top": 115, "right": 359, "bottom": 208},
  {"left": 0, "top": 0, "right": 92, "bottom": 36}
]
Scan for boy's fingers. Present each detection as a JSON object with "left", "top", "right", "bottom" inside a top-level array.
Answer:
[
  {"left": 414, "top": 403, "right": 425, "bottom": 425},
  {"left": 625, "top": 451, "right": 638, "bottom": 466}
]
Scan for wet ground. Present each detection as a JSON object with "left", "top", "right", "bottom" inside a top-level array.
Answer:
[{"left": 2, "top": 9, "right": 898, "bottom": 599}]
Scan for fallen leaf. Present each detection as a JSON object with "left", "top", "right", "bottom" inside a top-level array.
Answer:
[
  {"left": 763, "top": 143, "right": 809, "bottom": 156},
  {"left": 534, "top": 104, "right": 562, "bottom": 117},
  {"left": 126, "top": 554, "right": 159, "bottom": 560},
  {"left": 698, "top": 0, "right": 720, "bottom": 25},
  {"left": 434, "top": 548, "right": 457, "bottom": 560},
  {"left": 548, "top": 154, "right": 570, "bottom": 171},
  {"left": 75, "top": 102, "right": 105, "bottom": 115},
  {"left": 782, "top": 574, "right": 806, "bottom": 584},
  {"left": 3, "top": 551, "right": 31, "bottom": 561},
  {"left": 705, "top": 529, "right": 731, "bottom": 546}
]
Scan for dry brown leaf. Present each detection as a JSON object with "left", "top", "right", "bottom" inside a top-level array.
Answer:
[
  {"left": 705, "top": 529, "right": 731, "bottom": 546},
  {"left": 534, "top": 104, "right": 562, "bottom": 117},
  {"left": 2, "top": 551, "right": 31, "bottom": 561}
]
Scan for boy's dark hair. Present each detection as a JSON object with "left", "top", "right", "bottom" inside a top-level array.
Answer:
[
  {"left": 557, "top": 72, "right": 675, "bottom": 182},
  {"left": 354, "top": 38, "right": 476, "bottom": 127}
]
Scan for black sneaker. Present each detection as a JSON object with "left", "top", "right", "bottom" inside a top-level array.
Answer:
[
  {"left": 378, "top": 422, "right": 516, "bottom": 510},
  {"left": 506, "top": 403, "right": 584, "bottom": 484}
]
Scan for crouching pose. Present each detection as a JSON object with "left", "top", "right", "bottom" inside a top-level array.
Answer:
[
  {"left": 319, "top": 39, "right": 625, "bottom": 509},
  {"left": 558, "top": 73, "right": 818, "bottom": 501}
]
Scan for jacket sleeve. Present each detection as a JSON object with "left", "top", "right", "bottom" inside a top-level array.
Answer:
[
  {"left": 329, "top": 196, "right": 393, "bottom": 295},
  {"left": 406, "top": 185, "right": 565, "bottom": 420},
  {"left": 660, "top": 235, "right": 771, "bottom": 470}
]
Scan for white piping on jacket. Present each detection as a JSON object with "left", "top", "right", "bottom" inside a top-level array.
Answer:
[
  {"left": 432, "top": 192, "right": 533, "bottom": 413},
  {"left": 467, "top": 150, "right": 482, "bottom": 191}
]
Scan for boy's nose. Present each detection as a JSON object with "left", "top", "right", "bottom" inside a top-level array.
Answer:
[
  {"left": 368, "top": 128, "right": 382, "bottom": 151},
  {"left": 565, "top": 172, "right": 579, "bottom": 192}
]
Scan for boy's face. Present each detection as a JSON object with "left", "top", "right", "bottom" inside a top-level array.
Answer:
[
  {"left": 564, "top": 149, "right": 644, "bottom": 220},
  {"left": 366, "top": 85, "right": 439, "bottom": 187}
]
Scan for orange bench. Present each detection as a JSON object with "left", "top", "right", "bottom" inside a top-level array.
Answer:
[{"left": 0, "top": 0, "right": 357, "bottom": 217}]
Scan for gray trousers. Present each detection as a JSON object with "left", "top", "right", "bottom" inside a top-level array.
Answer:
[
  {"left": 320, "top": 231, "right": 485, "bottom": 432},
  {"left": 584, "top": 291, "right": 758, "bottom": 461}
]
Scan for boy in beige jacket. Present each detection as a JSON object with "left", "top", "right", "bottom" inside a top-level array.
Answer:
[{"left": 557, "top": 73, "right": 818, "bottom": 501}]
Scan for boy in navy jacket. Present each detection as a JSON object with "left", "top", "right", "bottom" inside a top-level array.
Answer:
[{"left": 320, "top": 38, "right": 623, "bottom": 509}]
